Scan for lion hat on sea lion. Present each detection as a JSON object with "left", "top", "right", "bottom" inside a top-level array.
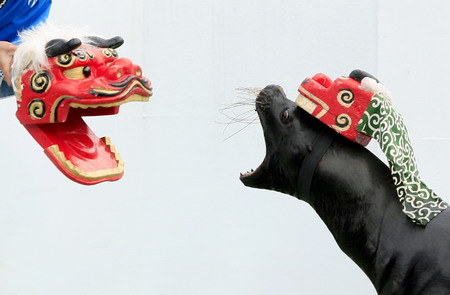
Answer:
[
  {"left": 12, "top": 24, "right": 153, "bottom": 185},
  {"left": 295, "top": 70, "right": 448, "bottom": 225}
]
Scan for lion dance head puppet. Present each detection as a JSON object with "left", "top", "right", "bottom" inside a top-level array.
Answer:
[
  {"left": 11, "top": 24, "right": 153, "bottom": 185},
  {"left": 295, "top": 70, "right": 448, "bottom": 225}
]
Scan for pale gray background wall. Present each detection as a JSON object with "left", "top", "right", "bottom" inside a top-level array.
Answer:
[{"left": 0, "top": 0, "right": 449, "bottom": 294}]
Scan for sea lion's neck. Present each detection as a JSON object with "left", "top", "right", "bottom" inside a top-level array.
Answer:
[{"left": 303, "top": 138, "right": 406, "bottom": 290}]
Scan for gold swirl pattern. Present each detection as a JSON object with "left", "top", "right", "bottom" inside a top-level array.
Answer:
[
  {"left": 332, "top": 113, "right": 351, "bottom": 131},
  {"left": 337, "top": 89, "right": 354, "bottom": 108},
  {"left": 28, "top": 99, "right": 46, "bottom": 119},
  {"left": 30, "top": 71, "right": 52, "bottom": 93},
  {"left": 56, "top": 53, "right": 75, "bottom": 67}
]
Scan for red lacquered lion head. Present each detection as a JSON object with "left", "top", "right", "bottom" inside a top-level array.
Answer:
[
  {"left": 295, "top": 72, "right": 373, "bottom": 146},
  {"left": 12, "top": 27, "right": 152, "bottom": 185}
]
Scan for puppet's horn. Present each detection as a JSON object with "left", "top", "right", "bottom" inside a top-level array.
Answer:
[
  {"left": 86, "top": 36, "right": 124, "bottom": 49},
  {"left": 349, "top": 69, "right": 379, "bottom": 83},
  {"left": 45, "top": 38, "right": 82, "bottom": 57}
]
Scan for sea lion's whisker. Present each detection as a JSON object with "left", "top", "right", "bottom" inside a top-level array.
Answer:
[
  {"left": 219, "top": 108, "right": 256, "bottom": 122},
  {"left": 226, "top": 109, "right": 257, "bottom": 122},
  {"left": 218, "top": 87, "right": 262, "bottom": 140},
  {"left": 219, "top": 100, "right": 256, "bottom": 111},
  {"left": 235, "top": 87, "right": 262, "bottom": 97},
  {"left": 222, "top": 116, "right": 259, "bottom": 142},
  {"left": 219, "top": 110, "right": 259, "bottom": 135}
]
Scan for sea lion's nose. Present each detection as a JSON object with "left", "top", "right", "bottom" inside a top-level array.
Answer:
[{"left": 259, "top": 84, "right": 286, "bottom": 99}]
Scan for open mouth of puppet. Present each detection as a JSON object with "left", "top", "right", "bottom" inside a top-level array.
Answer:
[{"left": 22, "top": 77, "right": 152, "bottom": 185}]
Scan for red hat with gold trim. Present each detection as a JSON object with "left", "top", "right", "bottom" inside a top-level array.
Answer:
[
  {"left": 295, "top": 70, "right": 374, "bottom": 146},
  {"left": 295, "top": 70, "right": 448, "bottom": 225}
]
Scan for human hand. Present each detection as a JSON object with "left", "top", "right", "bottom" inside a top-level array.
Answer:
[{"left": 0, "top": 41, "right": 17, "bottom": 86}]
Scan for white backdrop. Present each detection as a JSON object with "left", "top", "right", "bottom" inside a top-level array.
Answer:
[{"left": 0, "top": 1, "right": 449, "bottom": 294}]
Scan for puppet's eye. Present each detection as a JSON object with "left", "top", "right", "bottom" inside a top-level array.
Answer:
[
  {"left": 83, "top": 66, "right": 91, "bottom": 78},
  {"left": 63, "top": 66, "right": 91, "bottom": 79},
  {"left": 280, "top": 109, "right": 291, "bottom": 124}
]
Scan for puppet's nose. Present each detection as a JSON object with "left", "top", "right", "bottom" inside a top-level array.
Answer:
[{"left": 107, "top": 58, "right": 142, "bottom": 80}]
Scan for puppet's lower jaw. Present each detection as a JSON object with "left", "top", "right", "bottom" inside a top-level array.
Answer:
[{"left": 23, "top": 112, "right": 124, "bottom": 185}]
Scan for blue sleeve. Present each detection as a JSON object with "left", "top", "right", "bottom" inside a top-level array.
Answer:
[
  {"left": 0, "top": 79, "right": 14, "bottom": 98},
  {"left": 0, "top": 0, "right": 52, "bottom": 42}
]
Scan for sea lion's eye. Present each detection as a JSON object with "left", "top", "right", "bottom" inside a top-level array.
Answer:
[{"left": 280, "top": 109, "right": 291, "bottom": 123}]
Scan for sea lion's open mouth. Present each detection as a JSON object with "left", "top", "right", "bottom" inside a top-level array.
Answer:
[
  {"left": 240, "top": 166, "right": 261, "bottom": 181},
  {"left": 239, "top": 163, "right": 269, "bottom": 188},
  {"left": 239, "top": 147, "right": 270, "bottom": 188},
  {"left": 239, "top": 86, "right": 275, "bottom": 188},
  {"left": 14, "top": 31, "right": 153, "bottom": 185}
]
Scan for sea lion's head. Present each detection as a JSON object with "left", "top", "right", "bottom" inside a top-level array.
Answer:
[{"left": 239, "top": 85, "right": 324, "bottom": 196}]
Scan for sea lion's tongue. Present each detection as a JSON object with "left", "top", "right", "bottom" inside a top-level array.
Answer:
[{"left": 23, "top": 111, "right": 124, "bottom": 185}]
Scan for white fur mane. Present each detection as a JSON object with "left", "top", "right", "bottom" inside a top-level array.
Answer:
[
  {"left": 11, "top": 23, "right": 90, "bottom": 90},
  {"left": 360, "top": 77, "right": 393, "bottom": 101}
]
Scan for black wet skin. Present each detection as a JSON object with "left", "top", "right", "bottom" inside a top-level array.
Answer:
[{"left": 240, "top": 85, "right": 450, "bottom": 295}]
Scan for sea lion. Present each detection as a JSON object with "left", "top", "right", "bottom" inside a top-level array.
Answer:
[{"left": 239, "top": 84, "right": 450, "bottom": 295}]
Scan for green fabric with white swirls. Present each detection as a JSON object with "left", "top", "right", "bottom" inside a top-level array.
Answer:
[{"left": 357, "top": 93, "right": 448, "bottom": 225}]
